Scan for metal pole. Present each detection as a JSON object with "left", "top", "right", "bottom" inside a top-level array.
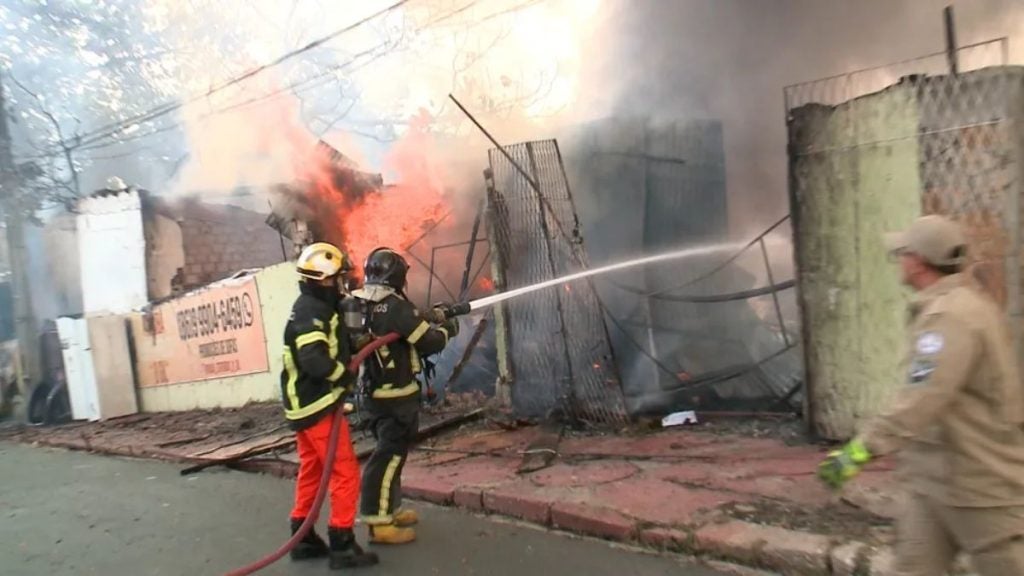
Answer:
[
  {"left": 449, "top": 94, "right": 577, "bottom": 252},
  {"left": 944, "top": 6, "right": 959, "bottom": 76},
  {"left": 426, "top": 246, "right": 437, "bottom": 306},
  {"left": 449, "top": 94, "right": 540, "bottom": 191},
  {"left": 0, "top": 72, "right": 40, "bottom": 402},
  {"left": 459, "top": 196, "right": 485, "bottom": 300},
  {"left": 759, "top": 237, "right": 790, "bottom": 347}
]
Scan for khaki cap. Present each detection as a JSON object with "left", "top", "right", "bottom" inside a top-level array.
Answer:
[{"left": 884, "top": 214, "right": 968, "bottom": 268}]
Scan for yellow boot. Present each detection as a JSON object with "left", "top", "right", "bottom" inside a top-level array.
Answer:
[
  {"left": 393, "top": 508, "right": 419, "bottom": 527},
  {"left": 368, "top": 523, "right": 416, "bottom": 545}
]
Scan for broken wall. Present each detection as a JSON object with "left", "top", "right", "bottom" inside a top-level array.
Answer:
[
  {"left": 132, "top": 262, "right": 296, "bottom": 412},
  {"left": 42, "top": 212, "right": 83, "bottom": 316},
  {"left": 77, "top": 190, "right": 150, "bottom": 315},
  {"left": 159, "top": 199, "right": 290, "bottom": 293},
  {"left": 790, "top": 65, "right": 1024, "bottom": 439},
  {"left": 790, "top": 82, "right": 936, "bottom": 439},
  {"left": 144, "top": 212, "right": 185, "bottom": 301}
]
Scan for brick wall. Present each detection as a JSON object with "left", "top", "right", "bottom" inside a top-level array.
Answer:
[{"left": 149, "top": 198, "right": 292, "bottom": 293}]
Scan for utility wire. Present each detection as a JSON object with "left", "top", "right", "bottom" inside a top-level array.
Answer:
[
  {"left": 28, "top": 0, "right": 538, "bottom": 159},
  {"left": 38, "top": 0, "right": 413, "bottom": 156}
]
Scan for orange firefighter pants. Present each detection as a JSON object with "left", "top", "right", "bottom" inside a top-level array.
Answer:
[{"left": 290, "top": 412, "right": 359, "bottom": 529}]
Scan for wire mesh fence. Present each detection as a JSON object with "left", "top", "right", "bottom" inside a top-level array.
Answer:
[
  {"left": 785, "top": 38, "right": 1021, "bottom": 434},
  {"left": 485, "top": 139, "right": 628, "bottom": 425}
]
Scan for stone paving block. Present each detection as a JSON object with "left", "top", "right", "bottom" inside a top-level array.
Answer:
[
  {"left": 593, "top": 478, "right": 749, "bottom": 525},
  {"left": 694, "top": 521, "right": 764, "bottom": 565},
  {"left": 483, "top": 489, "right": 552, "bottom": 525},
  {"left": 704, "top": 560, "right": 783, "bottom": 576},
  {"left": 867, "top": 546, "right": 895, "bottom": 575},
  {"left": 531, "top": 461, "right": 639, "bottom": 488},
  {"left": 453, "top": 486, "right": 484, "bottom": 511},
  {"left": 550, "top": 502, "right": 637, "bottom": 541},
  {"left": 639, "top": 527, "right": 692, "bottom": 551},
  {"left": 694, "top": 521, "right": 830, "bottom": 575},
  {"left": 830, "top": 541, "right": 866, "bottom": 576},
  {"left": 759, "top": 526, "right": 830, "bottom": 575},
  {"left": 402, "top": 477, "right": 454, "bottom": 505}
]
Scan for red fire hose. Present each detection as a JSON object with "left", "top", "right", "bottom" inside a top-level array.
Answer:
[{"left": 224, "top": 332, "right": 400, "bottom": 576}]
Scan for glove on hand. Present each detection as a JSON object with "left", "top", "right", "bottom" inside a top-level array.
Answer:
[
  {"left": 441, "top": 318, "right": 460, "bottom": 339},
  {"left": 818, "top": 438, "right": 871, "bottom": 490}
]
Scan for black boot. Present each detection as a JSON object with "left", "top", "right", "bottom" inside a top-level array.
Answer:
[
  {"left": 328, "top": 527, "right": 380, "bottom": 569},
  {"left": 289, "top": 518, "right": 328, "bottom": 560}
]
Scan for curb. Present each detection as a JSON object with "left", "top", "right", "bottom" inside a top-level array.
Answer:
[
  {"left": 13, "top": 435, "right": 903, "bottom": 575},
  {"left": 402, "top": 475, "right": 894, "bottom": 576}
]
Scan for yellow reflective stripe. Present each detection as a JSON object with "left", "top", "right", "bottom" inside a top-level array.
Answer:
[
  {"left": 378, "top": 345, "right": 390, "bottom": 359},
  {"left": 284, "top": 387, "right": 344, "bottom": 421},
  {"left": 361, "top": 514, "right": 393, "bottom": 525},
  {"left": 407, "top": 321, "right": 430, "bottom": 344},
  {"left": 371, "top": 382, "right": 420, "bottom": 399},
  {"left": 438, "top": 327, "right": 449, "bottom": 345},
  {"left": 284, "top": 350, "right": 299, "bottom": 412},
  {"left": 312, "top": 319, "right": 324, "bottom": 329},
  {"left": 295, "top": 331, "right": 328, "bottom": 349},
  {"left": 326, "top": 362, "right": 345, "bottom": 383},
  {"left": 386, "top": 360, "right": 396, "bottom": 369},
  {"left": 328, "top": 313, "right": 340, "bottom": 359},
  {"left": 410, "top": 348, "right": 421, "bottom": 374},
  {"left": 378, "top": 455, "right": 403, "bottom": 517}
]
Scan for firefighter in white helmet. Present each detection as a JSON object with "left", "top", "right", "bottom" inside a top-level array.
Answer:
[{"left": 280, "top": 242, "right": 377, "bottom": 569}]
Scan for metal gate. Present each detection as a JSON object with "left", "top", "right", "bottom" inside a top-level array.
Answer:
[{"left": 485, "top": 139, "right": 627, "bottom": 425}]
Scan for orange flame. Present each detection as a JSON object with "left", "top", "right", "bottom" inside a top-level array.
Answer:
[{"left": 291, "top": 108, "right": 448, "bottom": 277}]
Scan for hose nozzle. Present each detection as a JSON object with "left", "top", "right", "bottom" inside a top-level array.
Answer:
[{"left": 428, "top": 301, "right": 472, "bottom": 323}]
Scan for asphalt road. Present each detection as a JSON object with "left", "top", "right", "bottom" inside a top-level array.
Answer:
[{"left": 0, "top": 442, "right": 728, "bottom": 576}]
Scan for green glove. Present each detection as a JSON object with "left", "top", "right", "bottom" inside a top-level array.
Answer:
[{"left": 818, "top": 438, "right": 871, "bottom": 489}]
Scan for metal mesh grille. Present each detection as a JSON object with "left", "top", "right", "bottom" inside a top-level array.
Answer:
[
  {"left": 485, "top": 139, "right": 627, "bottom": 425},
  {"left": 785, "top": 39, "right": 1022, "bottom": 432}
]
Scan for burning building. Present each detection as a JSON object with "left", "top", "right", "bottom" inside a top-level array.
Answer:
[{"left": 43, "top": 179, "right": 293, "bottom": 317}]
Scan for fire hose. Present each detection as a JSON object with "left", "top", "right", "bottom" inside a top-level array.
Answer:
[{"left": 224, "top": 332, "right": 400, "bottom": 576}]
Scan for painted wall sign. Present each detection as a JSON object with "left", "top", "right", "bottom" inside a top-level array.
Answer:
[{"left": 132, "top": 276, "right": 269, "bottom": 387}]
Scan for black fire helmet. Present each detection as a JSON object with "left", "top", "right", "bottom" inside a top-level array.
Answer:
[{"left": 363, "top": 247, "right": 409, "bottom": 290}]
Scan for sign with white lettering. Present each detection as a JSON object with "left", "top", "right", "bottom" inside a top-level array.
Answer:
[{"left": 131, "top": 277, "right": 269, "bottom": 387}]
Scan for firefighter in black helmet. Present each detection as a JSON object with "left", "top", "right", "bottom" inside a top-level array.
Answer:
[{"left": 353, "top": 247, "right": 459, "bottom": 545}]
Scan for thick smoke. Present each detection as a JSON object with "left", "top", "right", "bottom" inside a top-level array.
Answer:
[
  {"left": 581, "top": 0, "right": 1024, "bottom": 235},
  {"left": 8, "top": 0, "right": 1024, "bottom": 412}
]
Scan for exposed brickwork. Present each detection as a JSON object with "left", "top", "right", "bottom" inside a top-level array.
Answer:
[{"left": 151, "top": 198, "right": 290, "bottom": 292}]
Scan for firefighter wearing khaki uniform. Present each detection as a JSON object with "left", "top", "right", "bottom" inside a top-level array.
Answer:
[{"left": 818, "top": 215, "right": 1024, "bottom": 575}]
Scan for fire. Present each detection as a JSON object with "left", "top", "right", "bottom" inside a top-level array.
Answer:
[{"left": 294, "top": 108, "right": 448, "bottom": 276}]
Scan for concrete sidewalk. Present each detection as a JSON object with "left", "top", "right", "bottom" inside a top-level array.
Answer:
[
  {"left": 398, "top": 423, "right": 904, "bottom": 576},
  {"left": 4, "top": 408, "right": 947, "bottom": 575}
]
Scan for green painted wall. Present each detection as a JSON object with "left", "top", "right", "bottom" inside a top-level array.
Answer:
[{"left": 789, "top": 83, "right": 921, "bottom": 439}]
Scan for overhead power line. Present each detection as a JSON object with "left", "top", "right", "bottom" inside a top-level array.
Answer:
[{"left": 44, "top": 0, "right": 413, "bottom": 155}]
